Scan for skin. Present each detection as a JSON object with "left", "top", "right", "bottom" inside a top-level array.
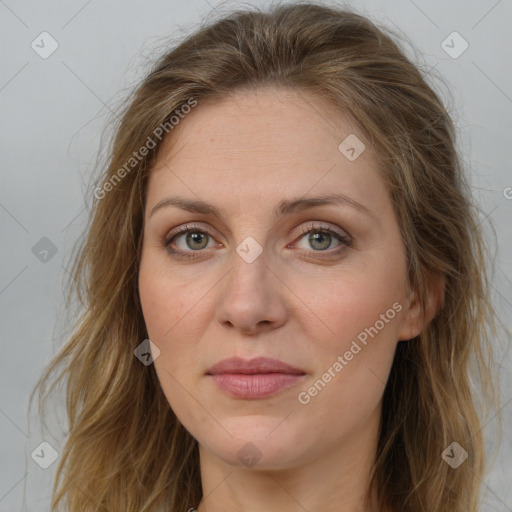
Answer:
[{"left": 138, "top": 86, "right": 432, "bottom": 512}]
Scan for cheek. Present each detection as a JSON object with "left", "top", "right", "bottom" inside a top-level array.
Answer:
[
  {"left": 138, "top": 257, "right": 196, "bottom": 342},
  {"left": 295, "top": 252, "right": 406, "bottom": 397},
  {"left": 138, "top": 259, "right": 215, "bottom": 390},
  {"left": 138, "top": 267, "right": 205, "bottom": 424},
  {"left": 138, "top": 264, "right": 190, "bottom": 375},
  {"left": 291, "top": 274, "right": 402, "bottom": 441},
  {"left": 302, "top": 267, "right": 404, "bottom": 349}
]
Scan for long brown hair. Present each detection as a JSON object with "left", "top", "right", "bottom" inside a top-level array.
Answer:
[{"left": 30, "top": 2, "right": 500, "bottom": 511}]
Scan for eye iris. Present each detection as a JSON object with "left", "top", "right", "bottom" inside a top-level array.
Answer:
[
  {"left": 309, "top": 231, "right": 331, "bottom": 250},
  {"left": 187, "top": 232, "right": 208, "bottom": 250}
]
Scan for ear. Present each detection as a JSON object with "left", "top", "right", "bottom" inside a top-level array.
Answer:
[{"left": 398, "top": 273, "right": 445, "bottom": 341}]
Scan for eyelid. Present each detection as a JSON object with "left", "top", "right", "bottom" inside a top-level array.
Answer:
[
  {"left": 165, "top": 222, "right": 212, "bottom": 243},
  {"left": 295, "top": 221, "right": 352, "bottom": 243},
  {"left": 165, "top": 220, "right": 350, "bottom": 241}
]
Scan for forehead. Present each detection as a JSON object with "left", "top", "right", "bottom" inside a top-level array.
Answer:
[{"left": 145, "top": 87, "right": 386, "bottom": 218}]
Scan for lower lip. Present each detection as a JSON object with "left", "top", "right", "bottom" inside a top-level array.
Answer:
[{"left": 209, "top": 373, "right": 305, "bottom": 399}]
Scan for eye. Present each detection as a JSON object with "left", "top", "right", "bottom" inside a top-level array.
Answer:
[
  {"left": 164, "top": 224, "right": 217, "bottom": 259},
  {"left": 164, "top": 222, "right": 353, "bottom": 260},
  {"left": 293, "top": 222, "right": 353, "bottom": 256}
]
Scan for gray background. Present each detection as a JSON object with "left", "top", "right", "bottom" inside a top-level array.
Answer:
[{"left": 1, "top": 0, "right": 511, "bottom": 510}]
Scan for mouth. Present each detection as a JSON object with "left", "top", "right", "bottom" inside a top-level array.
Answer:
[{"left": 206, "top": 357, "right": 306, "bottom": 399}]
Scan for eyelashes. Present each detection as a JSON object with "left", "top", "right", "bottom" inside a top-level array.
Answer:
[{"left": 163, "top": 222, "right": 353, "bottom": 260}]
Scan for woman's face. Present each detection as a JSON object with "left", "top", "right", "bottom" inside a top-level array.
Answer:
[{"left": 138, "top": 87, "right": 418, "bottom": 471}]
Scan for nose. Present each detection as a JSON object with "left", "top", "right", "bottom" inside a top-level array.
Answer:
[{"left": 215, "top": 247, "right": 287, "bottom": 336}]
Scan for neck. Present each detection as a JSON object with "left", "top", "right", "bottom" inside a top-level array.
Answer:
[{"left": 196, "top": 405, "right": 385, "bottom": 512}]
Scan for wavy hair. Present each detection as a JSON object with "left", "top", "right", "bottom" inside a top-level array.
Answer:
[{"left": 30, "top": 2, "right": 500, "bottom": 511}]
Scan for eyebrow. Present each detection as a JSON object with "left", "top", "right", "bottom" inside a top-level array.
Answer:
[{"left": 149, "top": 193, "right": 374, "bottom": 219}]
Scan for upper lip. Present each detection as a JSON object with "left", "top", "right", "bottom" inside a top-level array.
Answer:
[{"left": 206, "top": 357, "right": 305, "bottom": 375}]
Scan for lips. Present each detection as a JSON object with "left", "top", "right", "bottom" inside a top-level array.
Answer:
[
  {"left": 206, "top": 357, "right": 306, "bottom": 399},
  {"left": 206, "top": 356, "right": 305, "bottom": 376}
]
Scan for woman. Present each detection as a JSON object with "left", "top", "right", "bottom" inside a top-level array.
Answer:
[{"left": 31, "top": 2, "right": 500, "bottom": 511}]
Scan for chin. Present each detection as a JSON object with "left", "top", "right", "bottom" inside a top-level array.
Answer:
[{"left": 196, "top": 418, "right": 310, "bottom": 471}]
